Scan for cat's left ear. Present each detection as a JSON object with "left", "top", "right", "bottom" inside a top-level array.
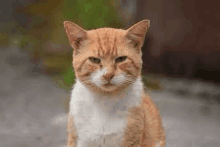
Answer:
[
  {"left": 64, "top": 21, "right": 88, "bottom": 51},
  {"left": 124, "top": 19, "right": 150, "bottom": 50}
]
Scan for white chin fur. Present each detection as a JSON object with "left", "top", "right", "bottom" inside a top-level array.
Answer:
[
  {"left": 91, "top": 68, "right": 126, "bottom": 87},
  {"left": 111, "top": 74, "right": 126, "bottom": 85}
]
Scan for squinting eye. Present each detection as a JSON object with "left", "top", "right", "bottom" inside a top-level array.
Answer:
[
  {"left": 89, "top": 57, "right": 101, "bottom": 64},
  {"left": 115, "top": 56, "right": 127, "bottom": 63}
]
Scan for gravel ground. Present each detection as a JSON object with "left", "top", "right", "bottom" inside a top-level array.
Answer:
[{"left": 1, "top": 46, "right": 220, "bottom": 147}]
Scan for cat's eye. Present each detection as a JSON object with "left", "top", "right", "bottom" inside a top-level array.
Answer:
[
  {"left": 89, "top": 57, "right": 101, "bottom": 64},
  {"left": 115, "top": 56, "right": 127, "bottom": 63}
]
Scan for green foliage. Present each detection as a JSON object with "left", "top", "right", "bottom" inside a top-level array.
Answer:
[
  {"left": 142, "top": 74, "right": 164, "bottom": 91},
  {"left": 0, "top": 33, "right": 9, "bottom": 46},
  {"left": 20, "top": 36, "right": 38, "bottom": 49},
  {"left": 63, "top": 0, "right": 122, "bottom": 29},
  {"left": 62, "top": 66, "right": 76, "bottom": 87}
]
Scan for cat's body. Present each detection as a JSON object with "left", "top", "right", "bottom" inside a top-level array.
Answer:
[{"left": 64, "top": 20, "right": 166, "bottom": 147}]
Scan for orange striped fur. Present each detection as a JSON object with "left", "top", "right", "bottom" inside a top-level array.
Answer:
[{"left": 64, "top": 20, "right": 165, "bottom": 147}]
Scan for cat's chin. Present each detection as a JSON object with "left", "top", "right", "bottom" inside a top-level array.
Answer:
[
  {"left": 100, "top": 84, "right": 117, "bottom": 92},
  {"left": 93, "top": 83, "right": 122, "bottom": 94},
  {"left": 99, "top": 83, "right": 131, "bottom": 94},
  {"left": 82, "top": 80, "right": 128, "bottom": 94}
]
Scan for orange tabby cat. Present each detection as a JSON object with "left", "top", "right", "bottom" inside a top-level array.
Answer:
[{"left": 64, "top": 19, "right": 165, "bottom": 147}]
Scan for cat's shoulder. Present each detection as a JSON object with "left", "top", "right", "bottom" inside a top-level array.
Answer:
[{"left": 141, "top": 92, "right": 160, "bottom": 115}]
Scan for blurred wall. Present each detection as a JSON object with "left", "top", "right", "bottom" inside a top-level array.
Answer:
[
  {"left": 120, "top": 0, "right": 220, "bottom": 83},
  {"left": 2, "top": 0, "right": 220, "bottom": 83}
]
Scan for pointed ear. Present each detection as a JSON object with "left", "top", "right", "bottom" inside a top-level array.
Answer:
[
  {"left": 63, "top": 21, "right": 88, "bottom": 50},
  {"left": 124, "top": 19, "right": 150, "bottom": 50}
]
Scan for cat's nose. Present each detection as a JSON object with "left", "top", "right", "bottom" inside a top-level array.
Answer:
[{"left": 103, "top": 73, "right": 114, "bottom": 81}]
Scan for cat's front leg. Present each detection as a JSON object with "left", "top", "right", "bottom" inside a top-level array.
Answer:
[{"left": 67, "top": 114, "right": 77, "bottom": 147}]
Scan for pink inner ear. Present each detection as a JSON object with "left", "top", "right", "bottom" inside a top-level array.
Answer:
[
  {"left": 64, "top": 21, "right": 88, "bottom": 49},
  {"left": 125, "top": 29, "right": 146, "bottom": 48},
  {"left": 126, "top": 33, "right": 142, "bottom": 47},
  {"left": 125, "top": 20, "right": 150, "bottom": 48}
]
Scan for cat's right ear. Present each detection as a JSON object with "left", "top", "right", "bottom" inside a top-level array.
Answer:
[
  {"left": 63, "top": 21, "right": 88, "bottom": 50},
  {"left": 124, "top": 19, "right": 150, "bottom": 51}
]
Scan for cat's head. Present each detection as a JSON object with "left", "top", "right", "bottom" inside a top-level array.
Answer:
[{"left": 64, "top": 20, "right": 150, "bottom": 93}]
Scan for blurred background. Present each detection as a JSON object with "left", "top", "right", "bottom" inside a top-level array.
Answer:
[{"left": 0, "top": 0, "right": 220, "bottom": 146}]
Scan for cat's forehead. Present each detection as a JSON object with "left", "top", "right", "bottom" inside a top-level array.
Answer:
[
  {"left": 86, "top": 28, "right": 127, "bottom": 56},
  {"left": 88, "top": 28, "right": 125, "bottom": 39}
]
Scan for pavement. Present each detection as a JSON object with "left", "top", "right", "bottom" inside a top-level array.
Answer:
[
  {"left": 0, "top": 46, "right": 68, "bottom": 147},
  {"left": 1, "top": 46, "right": 220, "bottom": 147}
]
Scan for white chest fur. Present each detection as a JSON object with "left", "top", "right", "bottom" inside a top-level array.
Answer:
[{"left": 69, "top": 78, "right": 143, "bottom": 147}]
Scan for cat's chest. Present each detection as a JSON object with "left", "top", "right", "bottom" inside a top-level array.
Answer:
[
  {"left": 71, "top": 95, "right": 128, "bottom": 139},
  {"left": 69, "top": 80, "right": 142, "bottom": 146}
]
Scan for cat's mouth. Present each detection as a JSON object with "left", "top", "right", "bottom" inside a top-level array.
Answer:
[
  {"left": 103, "top": 82, "right": 114, "bottom": 87},
  {"left": 101, "top": 82, "right": 117, "bottom": 90},
  {"left": 101, "top": 83, "right": 117, "bottom": 92}
]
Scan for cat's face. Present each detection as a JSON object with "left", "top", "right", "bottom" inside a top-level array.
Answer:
[{"left": 64, "top": 20, "right": 150, "bottom": 93}]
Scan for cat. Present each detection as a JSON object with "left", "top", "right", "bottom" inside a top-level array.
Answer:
[{"left": 64, "top": 19, "right": 166, "bottom": 147}]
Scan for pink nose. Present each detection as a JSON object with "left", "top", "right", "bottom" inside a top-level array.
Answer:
[{"left": 103, "top": 73, "right": 114, "bottom": 81}]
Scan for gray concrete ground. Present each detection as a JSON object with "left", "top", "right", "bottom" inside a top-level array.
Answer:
[
  {"left": 0, "top": 46, "right": 67, "bottom": 147},
  {"left": 1, "top": 46, "right": 220, "bottom": 147}
]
